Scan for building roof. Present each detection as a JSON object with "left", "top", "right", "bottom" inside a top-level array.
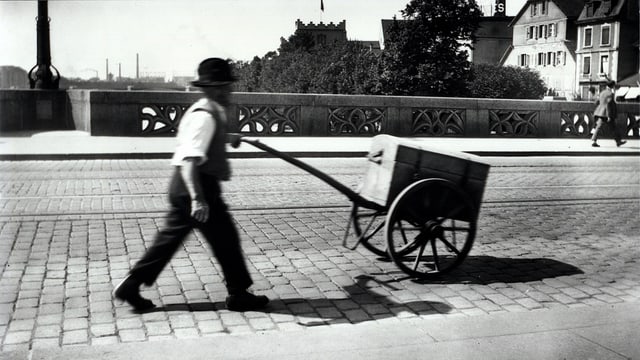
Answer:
[
  {"left": 475, "top": 16, "right": 514, "bottom": 38},
  {"left": 509, "top": 0, "right": 586, "bottom": 27},
  {"left": 577, "top": 0, "right": 638, "bottom": 24},
  {"left": 618, "top": 72, "right": 640, "bottom": 86}
]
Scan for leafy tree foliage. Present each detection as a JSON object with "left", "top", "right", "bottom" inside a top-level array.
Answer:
[
  {"left": 233, "top": 2, "right": 546, "bottom": 100},
  {"left": 380, "top": 0, "right": 482, "bottom": 96},
  {"left": 468, "top": 64, "right": 547, "bottom": 99},
  {"left": 234, "top": 30, "right": 381, "bottom": 95}
]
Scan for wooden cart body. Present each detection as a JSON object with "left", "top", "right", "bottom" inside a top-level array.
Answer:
[{"left": 359, "top": 135, "right": 491, "bottom": 219}]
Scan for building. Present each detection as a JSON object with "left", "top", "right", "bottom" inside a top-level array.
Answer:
[
  {"left": 294, "top": 19, "right": 380, "bottom": 51},
  {"left": 295, "top": 19, "right": 347, "bottom": 45},
  {"left": 574, "top": 0, "right": 639, "bottom": 100},
  {"left": 502, "top": 0, "right": 585, "bottom": 99},
  {"left": 471, "top": 16, "right": 514, "bottom": 64}
]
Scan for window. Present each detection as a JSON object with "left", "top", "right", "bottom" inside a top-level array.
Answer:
[
  {"left": 601, "top": 25, "right": 611, "bottom": 46},
  {"left": 531, "top": 3, "right": 537, "bottom": 16},
  {"left": 541, "top": 1, "right": 547, "bottom": 14},
  {"left": 584, "top": 27, "right": 593, "bottom": 47},
  {"left": 549, "top": 23, "right": 556, "bottom": 37},
  {"left": 519, "top": 54, "right": 530, "bottom": 67},
  {"left": 556, "top": 51, "right": 563, "bottom": 65},
  {"left": 600, "top": 55, "right": 609, "bottom": 74},
  {"left": 537, "top": 52, "right": 551, "bottom": 66},
  {"left": 583, "top": 56, "right": 591, "bottom": 75},
  {"left": 526, "top": 26, "right": 532, "bottom": 39}
]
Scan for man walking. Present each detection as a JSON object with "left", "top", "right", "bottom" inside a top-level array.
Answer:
[
  {"left": 591, "top": 80, "right": 626, "bottom": 147},
  {"left": 114, "top": 58, "right": 268, "bottom": 312}
]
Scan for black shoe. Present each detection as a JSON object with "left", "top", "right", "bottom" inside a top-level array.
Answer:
[
  {"left": 592, "top": 143, "right": 600, "bottom": 147},
  {"left": 617, "top": 140, "right": 627, "bottom": 147},
  {"left": 113, "top": 275, "right": 156, "bottom": 312},
  {"left": 226, "top": 291, "right": 269, "bottom": 312}
]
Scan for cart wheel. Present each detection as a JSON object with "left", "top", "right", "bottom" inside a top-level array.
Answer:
[
  {"left": 350, "top": 204, "right": 388, "bottom": 257},
  {"left": 385, "top": 178, "right": 476, "bottom": 279}
]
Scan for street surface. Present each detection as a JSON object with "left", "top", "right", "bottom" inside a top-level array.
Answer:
[{"left": 0, "top": 156, "right": 639, "bottom": 353}]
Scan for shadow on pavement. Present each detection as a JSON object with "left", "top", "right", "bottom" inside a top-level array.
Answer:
[
  {"left": 146, "top": 275, "right": 451, "bottom": 326},
  {"left": 411, "top": 255, "right": 583, "bottom": 285}
]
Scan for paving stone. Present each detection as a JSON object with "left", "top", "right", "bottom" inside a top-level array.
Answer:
[
  {"left": 118, "top": 328, "right": 146, "bottom": 342},
  {"left": 34, "top": 324, "right": 62, "bottom": 338},
  {"left": 62, "top": 329, "right": 88, "bottom": 345},
  {"left": 3, "top": 331, "right": 32, "bottom": 344},
  {"left": 90, "top": 323, "right": 116, "bottom": 337},
  {"left": 168, "top": 314, "right": 195, "bottom": 329},
  {"left": 445, "top": 296, "right": 475, "bottom": 309}
]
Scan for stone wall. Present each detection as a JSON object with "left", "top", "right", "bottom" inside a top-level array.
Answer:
[{"left": 1, "top": 89, "right": 638, "bottom": 138}]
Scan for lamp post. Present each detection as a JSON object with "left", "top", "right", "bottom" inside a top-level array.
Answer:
[{"left": 28, "top": 0, "right": 60, "bottom": 89}]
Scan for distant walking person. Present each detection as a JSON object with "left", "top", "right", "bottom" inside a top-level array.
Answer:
[
  {"left": 591, "top": 80, "right": 626, "bottom": 147},
  {"left": 114, "top": 58, "right": 269, "bottom": 312}
]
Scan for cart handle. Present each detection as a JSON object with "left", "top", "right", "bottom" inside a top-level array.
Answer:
[{"left": 234, "top": 135, "right": 384, "bottom": 212}]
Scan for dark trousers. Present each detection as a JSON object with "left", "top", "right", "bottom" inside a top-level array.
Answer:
[
  {"left": 130, "top": 170, "right": 253, "bottom": 294},
  {"left": 591, "top": 116, "right": 622, "bottom": 144}
]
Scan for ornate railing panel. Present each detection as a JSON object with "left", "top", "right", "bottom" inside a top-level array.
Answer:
[
  {"left": 140, "top": 104, "right": 189, "bottom": 136},
  {"left": 626, "top": 113, "right": 640, "bottom": 137},
  {"left": 489, "top": 110, "right": 538, "bottom": 136},
  {"left": 328, "top": 107, "right": 385, "bottom": 135},
  {"left": 412, "top": 108, "right": 465, "bottom": 136},
  {"left": 560, "top": 111, "right": 593, "bottom": 137},
  {"left": 237, "top": 105, "right": 300, "bottom": 135}
]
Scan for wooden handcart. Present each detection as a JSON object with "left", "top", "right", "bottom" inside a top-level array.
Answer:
[{"left": 236, "top": 135, "right": 490, "bottom": 279}]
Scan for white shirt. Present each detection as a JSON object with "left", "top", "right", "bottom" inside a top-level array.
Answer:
[{"left": 171, "top": 98, "right": 222, "bottom": 166}]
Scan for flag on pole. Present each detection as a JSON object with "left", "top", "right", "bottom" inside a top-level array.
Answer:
[{"left": 321, "top": 0, "right": 324, "bottom": 11}]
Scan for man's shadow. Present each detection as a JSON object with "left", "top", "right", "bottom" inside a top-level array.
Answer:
[
  {"left": 147, "top": 274, "right": 451, "bottom": 326},
  {"left": 145, "top": 256, "right": 582, "bottom": 325}
]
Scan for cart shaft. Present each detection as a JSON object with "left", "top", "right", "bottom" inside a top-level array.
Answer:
[{"left": 239, "top": 138, "right": 383, "bottom": 211}]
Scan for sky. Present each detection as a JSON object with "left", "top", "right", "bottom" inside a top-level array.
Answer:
[{"left": 0, "top": 0, "right": 525, "bottom": 80}]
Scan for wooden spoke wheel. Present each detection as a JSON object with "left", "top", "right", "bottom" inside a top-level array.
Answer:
[
  {"left": 350, "top": 204, "right": 388, "bottom": 257},
  {"left": 385, "top": 178, "right": 477, "bottom": 279}
]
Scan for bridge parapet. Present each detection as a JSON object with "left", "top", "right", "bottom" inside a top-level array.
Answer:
[{"left": 1, "top": 90, "right": 638, "bottom": 138}]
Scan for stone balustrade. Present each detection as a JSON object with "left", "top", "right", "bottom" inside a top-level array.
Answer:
[{"left": 1, "top": 89, "right": 639, "bottom": 138}]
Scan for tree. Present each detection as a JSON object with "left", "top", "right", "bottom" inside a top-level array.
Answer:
[
  {"left": 234, "top": 36, "right": 382, "bottom": 95},
  {"left": 468, "top": 64, "right": 547, "bottom": 99},
  {"left": 380, "top": 0, "right": 482, "bottom": 96}
]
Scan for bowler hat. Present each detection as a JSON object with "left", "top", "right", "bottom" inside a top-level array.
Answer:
[{"left": 191, "top": 58, "right": 237, "bottom": 87}]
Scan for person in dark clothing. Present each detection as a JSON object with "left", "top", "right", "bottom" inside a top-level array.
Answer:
[
  {"left": 113, "top": 58, "right": 268, "bottom": 312},
  {"left": 591, "top": 80, "right": 626, "bottom": 147}
]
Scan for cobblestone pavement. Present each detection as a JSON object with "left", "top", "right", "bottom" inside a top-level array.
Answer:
[{"left": 0, "top": 157, "right": 639, "bottom": 352}]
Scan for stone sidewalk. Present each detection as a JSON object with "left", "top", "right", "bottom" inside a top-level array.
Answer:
[
  {"left": 1, "top": 200, "right": 639, "bottom": 358},
  {"left": 1, "top": 131, "right": 639, "bottom": 159},
  {"left": 0, "top": 134, "right": 639, "bottom": 358}
]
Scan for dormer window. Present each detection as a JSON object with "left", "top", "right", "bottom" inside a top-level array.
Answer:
[
  {"left": 585, "top": 0, "right": 599, "bottom": 17},
  {"left": 530, "top": 1, "right": 548, "bottom": 16}
]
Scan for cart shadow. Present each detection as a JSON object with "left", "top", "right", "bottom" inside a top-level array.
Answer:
[
  {"left": 146, "top": 275, "right": 451, "bottom": 326},
  {"left": 408, "top": 255, "right": 583, "bottom": 285}
]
